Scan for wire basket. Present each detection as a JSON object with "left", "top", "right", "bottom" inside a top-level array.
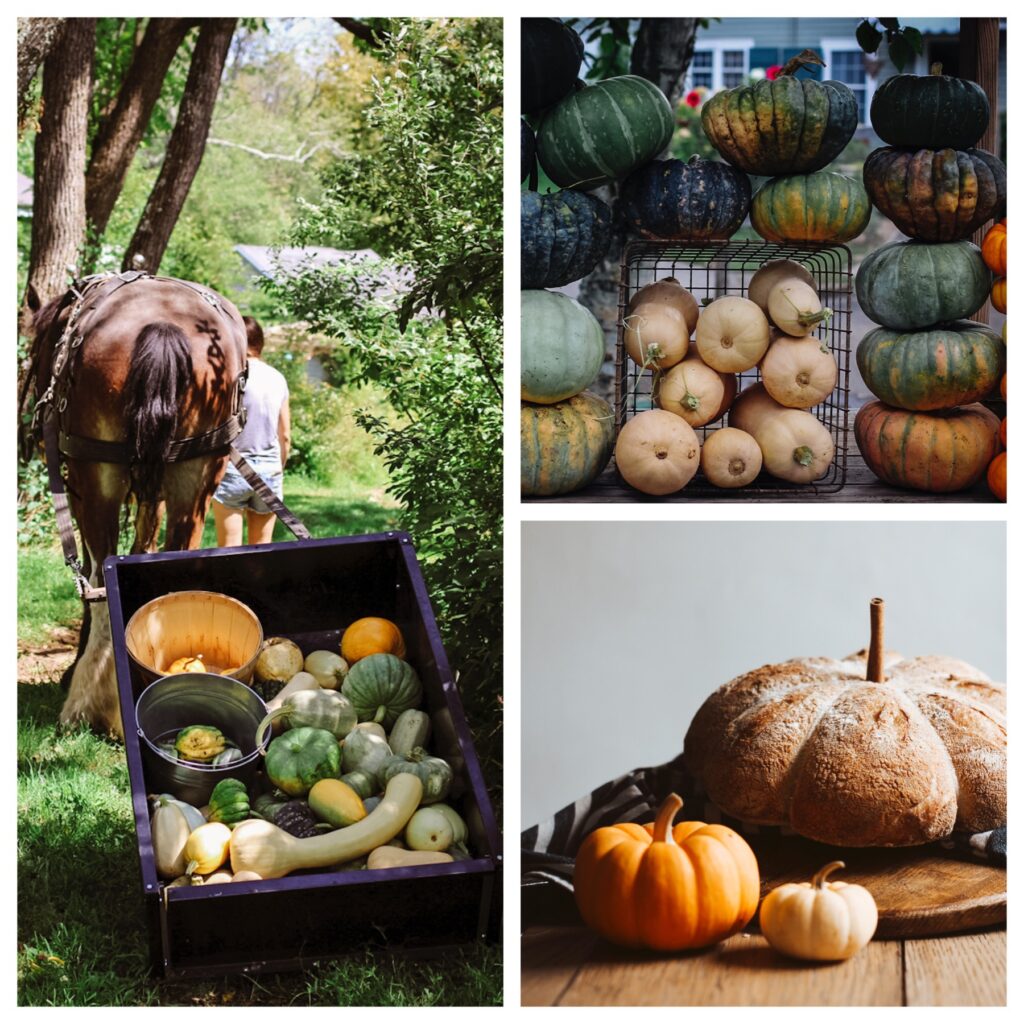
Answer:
[{"left": 615, "top": 239, "right": 853, "bottom": 496}]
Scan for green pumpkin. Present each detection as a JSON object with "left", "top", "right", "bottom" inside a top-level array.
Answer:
[
  {"left": 207, "top": 778, "right": 251, "bottom": 826},
  {"left": 256, "top": 688, "right": 358, "bottom": 747},
  {"left": 340, "top": 728, "right": 393, "bottom": 778},
  {"left": 857, "top": 321, "right": 1005, "bottom": 412},
  {"left": 856, "top": 240, "right": 992, "bottom": 330},
  {"left": 701, "top": 52, "right": 858, "bottom": 175},
  {"left": 379, "top": 748, "right": 453, "bottom": 805},
  {"left": 264, "top": 726, "right": 341, "bottom": 798},
  {"left": 340, "top": 768, "right": 380, "bottom": 801},
  {"left": 537, "top": 75, "right": 674, "bottom": 190},
  {"left": 619, "top": 156, "right": 751, "bottom": 240},
  {"left": 863, "top": 147, "right": 1006, "bottom": 242},
  {"left": 521, "top": 17, "right": 584, "bottom": 115},
  {"left": 521, "top": 290, "right": 604, "bottom": 404},
  {"left": 341, "top": 653, "right": 423, "bottom": 729},
  {"left": 870, "top": 66, "right": 990, "bottom": 150},
  {"left": 751, "top": 171, "right": 870, "bottom": 244},
  {"left": 521, "top": 189, "right": 612, "bottom": 290},
  {"left": 521, "top": 118, "right": 537, "bottom": 184},
  {"left": 521, "top": 392, "right": 614, "bottom": 497}
]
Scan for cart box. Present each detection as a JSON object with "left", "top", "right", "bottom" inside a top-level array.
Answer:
[{"left": 103, "top": 531, "right": 501, "bottom": 979}]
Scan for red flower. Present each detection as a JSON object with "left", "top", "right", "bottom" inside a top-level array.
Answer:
[
  {"left": 684, "top": 90, "right": 701, "bottom": 108},
  {"left": 766, "top": 64, "right": 783, "bottom": 80}
]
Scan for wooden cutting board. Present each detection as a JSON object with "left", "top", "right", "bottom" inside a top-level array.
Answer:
[{"left": 750, "top": 833, "right": 1005, "bottom": 938}]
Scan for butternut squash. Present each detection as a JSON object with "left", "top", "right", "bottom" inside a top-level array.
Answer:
[
  {"left": 366, "top": 847, "right": 454, "bottom": 870},
  {"left": 229, "top": 774, "right": 424, "bottom": 879}
]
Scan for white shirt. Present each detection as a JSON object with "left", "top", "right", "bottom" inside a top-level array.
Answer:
[{"left": 236, "top": 357, "right": 289, "bottom": 465}]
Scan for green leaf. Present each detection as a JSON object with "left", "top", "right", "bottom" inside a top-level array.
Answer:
[
  {"left": 878, "top": 18, "right": 900, "bottom": 30},
  {"left": 902, "top": 27, "right": 924, "bottom": 55},
  {"left": 855, "top": 19, "right": 884, "bottom": 54},
  {"left": 888, "top": 34, "right": 914, "bottom": 72}
]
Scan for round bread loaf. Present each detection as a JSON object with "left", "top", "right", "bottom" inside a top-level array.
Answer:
[{"left": 684, "top": 647, "right": 1005, "bottom": 847}]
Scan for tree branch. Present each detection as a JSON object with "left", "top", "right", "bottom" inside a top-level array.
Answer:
[
  {"left": 333, "top": 17, "right": 390, "bottom": 48},
  {"left": 206, "top": 136, "right": 346, "bottom": 162}
]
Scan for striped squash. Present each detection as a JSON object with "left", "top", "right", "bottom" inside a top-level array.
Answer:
[
  {"left": 536, "top": 75, "right": 674, "bottom": 190},
  {"left": 521, "top": 189, "right": 612, "bottom": 289},
  {"left": 856, "top": 240, "right": 991, "bottom": 330},
  {"left": 863, "top": 147, "right": 1006, "bottom": 242},
  {"left": 857, "top": 321, "right": 1005, "bottom": 411},
  {"left": 854, "top": 401, "right": 1000, "bottom": 492},
  {"left": 521, "top": 392, "right": 614, "bottom": 496},
  {"left": 751, "top": 172, "right": 870, "bottom": 244},
  {"left": 522, "top": 18, "right": 584, "bottom": 115},
  {"left": 521, "top": 289, "right": 604, "bottom": 404}
]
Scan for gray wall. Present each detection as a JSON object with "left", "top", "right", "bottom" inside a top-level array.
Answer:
[{"left": 521, "top": 521, "right": 1006, "bottom": 828}]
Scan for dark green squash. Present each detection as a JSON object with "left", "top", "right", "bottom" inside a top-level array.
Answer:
[
  {"left": 522, "top": 18, "right": 584, "bottom": 115},
  {"left": 619, "top": 156, "right": 751, "bottom": 240},
  {"left": 536, "top": 75, "right": 674, "bottom": 190},
  {"left": 870, "top": 64, "right": 990, "bottom": 150},
  {"left": 856, "top": 320, "right": 1005, "bottom": 411},
  {"left": 700, "top": 50, "right": 857, "bottom": 175},
  {"left": 264, "top": 727, "right": 342, "bottom": 798},
  {"left": 521, "top": 189, "right": 612, "bottom": 289},
  {"left": 863, "top": 147, "right": 1006, "bottom": 242},
  {"left": 341, "top": 653, "right": 423, "bottom": 729},
  {"left": 521, "top": 119, "right": 537, "bottom": 184},
  {"left": 856, "top": 240, "right": 992, "bottom": 330},
  {"left": 750, "top": 171, "right": 870, "bottom": 244}
]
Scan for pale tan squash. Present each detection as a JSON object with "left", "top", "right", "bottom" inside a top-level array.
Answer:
[
  {"left": 747, "top": 259, "right": 817, "bottom": 315},
  {"left": 768, "top": 279, "right": 831, "bottom": 337},
  {"left": 728, "top": 383, "right": 783, "bottom": 435},
  {"left": 624, "top": 302, "right": 690, "bottom": 369},
  {"left": 760, "top": 332, "right": 838, "bottom": 408},
  {"left": 366, "top": 847, "right": 454, "bottom": 870},
  {"left": 628, "top": 278, "right": 699, "bottom": 336},
  {"left": 615, "top": 410, "right": 700, "bottom": 495},
  {"left": 700, "top": 427, "right": 763, "bottom": 488},
  {"left": 695, "top": 296, "right": 770, "bottom": 372},
  {"left": 654, "top": 345, "right": 736, "bottom": 427}
]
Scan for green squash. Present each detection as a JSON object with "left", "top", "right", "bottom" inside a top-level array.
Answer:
[
  {"left": 751, "top": 171, "right": 870, "bottom": 244},
  {"left": 256, "top": 688, "right": 358, "bottom": 747},
  {"left": 856, "top": 240, "right": 992, "bottom": 330},
  {"left": 341, "top": 653, "right": 423, "bottom": 729},
  {"left": 537, "top": 75, "right": 674, "bottom": 190},
  {"left": 521, "top": 118, "right": 537, "bottom": 184},
  {"left": 521, "top": 17, "right": 584, "bottom": 115},
  {"left": 619, "top": 156, "right": 751, "bottom": 240},
  {"left": 379, "top": 748, "right": 453, "bottom": 805},
  {"left": 207, "top": 778, "right": 251, "bottom": 826},
  {"left": 263, "top": 726, "right": 341, "bottom": 798},
  {"left": 701, "top": 51, "right": 858, "bottom": 175},
  {"left": 340, "top": 728, "right": 393, "bottom": 778},
  {"left": 340, "top": 768, "right": 380, "bottom": 801},
  {"left": 521, "top": 189, "right": 612, "bottom": 290},
  {"left": 856, "top": 320, "right": 1005, "bottom": 412},
  {"left": 870, "top": 65, "right": 990, "bottom": 150},
  {"left": 521, "top": 392, "right": 615, "bottom": 497},
  {"left": 863, "top": 147, "right": 1006, "bottom": 242},
  {"left": 521, "top": 289, "right": 604, "bottom": 404},
  {"left": 174, "top": 725, "right": 226, "bottom": 764}
]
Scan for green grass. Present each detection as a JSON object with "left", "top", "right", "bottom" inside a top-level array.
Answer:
[{"left": 17, "top": 549, "right": 84, "bottom": 646}]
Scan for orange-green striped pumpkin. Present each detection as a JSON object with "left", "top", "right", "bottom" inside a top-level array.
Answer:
[
  {"left": 751, "top": 171, "right": 870, "bottom": 244},
  {"left": 521, "top": 392, "right": 614, "bottom": 496},
  {"left": 856, "top": 321, "right": 1005, "bottom": 411},
  {"left": 854, "top": 401, "right": 1000, "bottom": 492}
]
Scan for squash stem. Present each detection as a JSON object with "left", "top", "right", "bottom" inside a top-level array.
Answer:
[
  {"left": 812, "top": 860, "right": 846, "bottom": 889},
  {"left": 779, "top": 48, "right": 826, "bottom": 78},
  {"left": 651, "top": 792, "right": 683, "bottom": 844},
  {"left": 793, "top": 445, "right": 814, "bottom": 466},
  {"left": 867, "top": 597, "right": 886, "bottom": 682}
]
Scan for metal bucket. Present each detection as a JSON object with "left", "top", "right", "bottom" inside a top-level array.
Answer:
[{"left": 135, "top": 673, "right": 267, "bottom": 806}]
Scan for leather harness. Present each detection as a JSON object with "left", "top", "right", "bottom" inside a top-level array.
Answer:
[{"left": 34, "top": 271, "right": 310, "bottom": 602}]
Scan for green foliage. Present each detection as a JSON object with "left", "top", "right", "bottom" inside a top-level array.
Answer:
[
  {"left": 856, "top": 18, "right": 923, "bottom": 72},
  {"left": 670, "top": 99, "right": 718, "bottom": 162}
]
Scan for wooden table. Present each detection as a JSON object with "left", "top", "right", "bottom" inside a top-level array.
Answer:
[{"left": 521, "top": 924, "right": 1006, "bottom": 1006}]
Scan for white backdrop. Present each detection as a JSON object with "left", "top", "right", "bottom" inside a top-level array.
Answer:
[{"left": 521, "top": 520, "right": 1006, "bottom": 828}]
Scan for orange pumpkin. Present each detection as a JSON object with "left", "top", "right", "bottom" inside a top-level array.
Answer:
[
  {"left": 1001, "top": 374, "right": 1007, "bottom": 400},
  {"left": 340, "top": 617, "right": 406, "bottom": 664},
  {"left": 1000, "top": 417, "right": 1007, "bottom": 448},
  {"left": 991, "top": 277, "right": 1007, "bottom": 314},
  {"left": 988, "top": 452, "right": 1007, "bottom": 501},
  {"left": 573, "top": 792, "right": 760, "bottom": 951},
  {"left": 981, "top": 219, "right": 1007, "bottom": 276}
]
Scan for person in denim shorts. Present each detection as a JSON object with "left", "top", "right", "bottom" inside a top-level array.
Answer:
[{"left": 211, "top": 316, "right": 291, "bottom": 546}]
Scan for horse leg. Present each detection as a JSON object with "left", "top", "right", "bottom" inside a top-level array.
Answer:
[
  {"left": 132, "top": 500, "right": 165, "bottom": 554},
  {"left": 59, "top": 544, "right": 93, "bottom": 691},
  {"left": 60, "top": 461, "right": 129, "bottom": 739},
  {"left": 163, "top": 456, "right": 226, "bottom": 550}
]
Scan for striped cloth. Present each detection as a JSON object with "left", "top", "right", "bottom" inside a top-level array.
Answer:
[{"left": 522, "top": 753, "right": 1007, "bottom": 894}]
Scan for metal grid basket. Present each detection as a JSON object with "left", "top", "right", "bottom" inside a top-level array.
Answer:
[{"left": 615, "top": 239, "right": 853, "bottom": 496}]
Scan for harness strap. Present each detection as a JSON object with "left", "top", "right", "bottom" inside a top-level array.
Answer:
[
  {"left": 59, "top": 414, "right": 245, "bottom": 464},
  {"left": 229, "top": 447, "right": 312, "bottom": 540}
]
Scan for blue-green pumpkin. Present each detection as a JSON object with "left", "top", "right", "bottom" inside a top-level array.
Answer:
[
  {"left": 521, "top": 290, "right": 604, "bottom": 404},
  {"left": 537, "top": 75, "right": 674, "bottom": 190},
  {"left": 522, "top": 18, "right": 584, "bottom": 115},
  {"left": 521, "top": 190, "right": 612, "bottom": 289},
  {"left": 521, "top": 119, "right": 537, "bottom": 184},
  {"left": 341, "top": 653, "right": 422, "bottom": 730}
]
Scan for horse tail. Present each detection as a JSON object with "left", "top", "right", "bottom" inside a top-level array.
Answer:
[{"left": 122, "top": 321, "right": 193, "bottom": 508}]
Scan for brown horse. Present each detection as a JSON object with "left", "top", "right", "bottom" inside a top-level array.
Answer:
[{"left": 23, "top": 273, "right": 248, "bottom": 738}]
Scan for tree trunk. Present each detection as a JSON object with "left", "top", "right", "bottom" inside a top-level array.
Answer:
[
  {"left": 25, "top": 19, "right": 95, "bottom": 314},
  {"left": 85, "top": 18, "right": 194, "bottom": 243},
  {"left": 17, "top": 17, "right": 66, "bottom": 134},
  {"left": 123, "top": 18, "right": 236, "bottom": 274},
  {"left": 577, "top": 18, "right": 699, "bottom": 403}
]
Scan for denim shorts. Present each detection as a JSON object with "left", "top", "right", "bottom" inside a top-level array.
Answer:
[{"left": 213, "top": 456, "right": 283, "bottom": 514}]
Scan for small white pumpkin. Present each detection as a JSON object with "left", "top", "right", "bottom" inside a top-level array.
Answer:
[{"left": 759, "top": 860, "right": 878, "bottom": 961}]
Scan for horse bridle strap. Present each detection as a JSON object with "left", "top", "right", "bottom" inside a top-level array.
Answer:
[{"left": 58, "top": 414, "right": 244, "bottom": 464}]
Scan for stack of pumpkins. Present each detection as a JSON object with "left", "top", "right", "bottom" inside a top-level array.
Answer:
[
  {"left": 981, "top": 219, "right": 1008, "bottom": 501},
  {"left": 700, "top": 49, "right": 870, "bottom": 246},
  {"left": 521, "top": 18, "right": 681, "bottom": 497},
  {"left": 854, "top": 65, "right": 1006, "bottom": 493},
  {"left": 616, "top": 261, "right": 838, "bottom": 494}
]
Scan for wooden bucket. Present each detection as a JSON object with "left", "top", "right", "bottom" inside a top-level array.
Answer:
[{"left": 124, "top": 590, "right": 263, "bottom": 686}]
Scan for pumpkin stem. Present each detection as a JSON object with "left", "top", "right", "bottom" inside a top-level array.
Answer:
[
  {"left": 812, "top": 860, "right": 846, "bottom": 889},
  {"left": 930, "top": 62, "right": 944, "bottom": 76},
  {"left": 793, "top": 445, "right": 814, "bottom": 467},
  {"left": 651, "top": 792, "right": 684, "bottom": 844},
  {"left": 867, "top": 597, "right": 886, "bottom": 683},
  {"left": 779, "top": 48, "right": 826, "bottom": 78}
]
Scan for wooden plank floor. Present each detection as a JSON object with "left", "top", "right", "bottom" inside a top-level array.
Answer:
[
  {"left": 521, "top": 925, "right": 1006, "bottom": 1006},
  {"left": 523, "top": 428, "right": 998, "bottom": 504}
]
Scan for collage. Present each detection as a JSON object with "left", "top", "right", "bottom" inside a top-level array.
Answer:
[{"left": 12, "top": 8, "right": 1011, "bottom": 1013}]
